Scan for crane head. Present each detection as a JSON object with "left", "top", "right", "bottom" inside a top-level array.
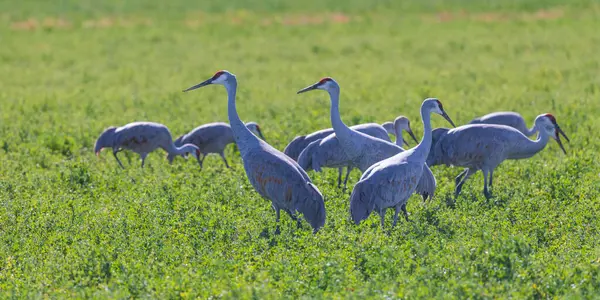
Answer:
[
  {"left": 394, "top": 116, "right": 419, "bottom": 144},
  {"left": 297, "top": 77, "right": 338, "bottom": 94},
  {"left": 425, "top": 98, "right": 456, "bottom": 128},
  {"left": 245, "top": 122, "right": 266, "bottom": 141},
  {"left": 94, "top": 126, "right": 117, "bottom": 157},
  {"left": 538, "top": 113, "right": 569, "bottom": 154},
  {"left": 543, "top": 113, "right": 570, "bottom": 142},
  {"left": 183, "top": 70, "right": 234, "bottom": 92}
]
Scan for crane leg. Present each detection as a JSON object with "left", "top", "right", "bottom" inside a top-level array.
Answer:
[
  {"left": 401, "top": 203, "right": 409, "bottom": 222},
  {"left": 219, "top": 152, "right": 230, "bottom": 168},
  {"left": 140, "top": 153, "right": 148, "bottom": 168},
  {"left": 455, "top": 168, "right": 474, "bottom": 197},
  {"left": 342, "top": 167, "right": 352, "bottom": 191},
  {"left": 482, "top": 168, "right": 492, "bottom": 199},
  {"left": 489, "top": 169, "right": 494, "bottom": 188},
  {"left": 379, "top": 209, "right": 386, "bottom": 229},
  {"left": 392, "top": 206, "right": 401, "bottom": 228},
  {"left": 274, "top": 207, "right": 281, "bottom": 235},
  {"left": 113, "top": 150, "right": 125, "bottom": 169},
  {"left": 285, "top": 209, "right": 302, "bottom": 229},
  {"left": 336, "top": 168, "right": 343, "bottom": 188}
]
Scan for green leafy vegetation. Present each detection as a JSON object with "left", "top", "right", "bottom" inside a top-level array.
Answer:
[{"left": 1, "top": 0, "right": 599, "bottom": 297}]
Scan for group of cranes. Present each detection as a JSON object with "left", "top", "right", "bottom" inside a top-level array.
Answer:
[{"left": 94, "top": 70, "right": 569, "bottom": 234}]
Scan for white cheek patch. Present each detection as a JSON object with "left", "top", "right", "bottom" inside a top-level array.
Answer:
[{"left": 213, "top": 74, "right": 226, "bottom": 84}]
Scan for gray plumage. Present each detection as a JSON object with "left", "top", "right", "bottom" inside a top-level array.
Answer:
[
  {"left": 297, "top": 78, "right": 445, "bottom": 201},
  {"left": 297, "top": 117, "right": 419, "bottom": 190},
  {"left": 94, "top": 121, "right": 201, "bottom": 169},
  {"left": 183, "top": 70, "right": 325, "bottom": 234},
  {"left": 469, "top": 111, "right": 536, "bottom": 137},
  {"left": 427, "top": 113, "right": 568, "bottom": 199},
  {"left": 169, "top": 121, "right": 265, "bottom": 169},
  {"left": 296, "top": 123, "right": 392, "bottom": 190},
  {"left": 284, "top": 122, "right": 397, "bottom": 161},
  {"left": 349, "top": 99, "right": 455, "bottom": 228}
]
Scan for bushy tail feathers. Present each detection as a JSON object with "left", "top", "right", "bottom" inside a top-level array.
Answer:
[
  {"left": 298, "top": 139, "right": 322, "bottom": 172},
  {"left": 283, "top": 135, "right": 306, "bottom": 161},
  {"left": 295, "top": 182, "right": 326, "bottom": 232},
  {"left": 349, "top": 179, "right": 376, "bottom": 225},
  {"left": 415, "top": 164, "right": 437, "bottom": 201}
]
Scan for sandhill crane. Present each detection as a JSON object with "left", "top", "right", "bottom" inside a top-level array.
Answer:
[
  {"left": 469, "top": 111, "right": 570, "bottom": 142},
  {"left": 390, "top": 116, "right": 418, "bottom": 146},
  {"left": 285, "top": 121, "right": 407, "bottom": 189},
  {"left": 297, "top": 123, "right": 393, "bottom": 190},
  {"left": 183, "top": 70, "right": 325, "bottom": 234},
  {"left": 94, "top": 121, "right": 201, "bottom": 169},
  {"left": 349, "top": 98, "right": 454, "bottom": 228},
  {"left": 283, "top": 121, "right": 403, "bottom": 161},
  {"left": 427, "top": 113, "right": 568, "bottom": 199},
  {"left": 297, "top": 77, "right": 450, "bottom": 201},
  {"left": 169, "top": 121, "right": 265, "bottom": 169},
  {"left": 297, "top": 117, "right": 418, "bottom": 190}
]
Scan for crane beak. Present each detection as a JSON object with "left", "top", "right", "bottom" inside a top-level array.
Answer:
[
  {"left": 407, "top": 129, "right": 419, "bottom": 144},
  {"left": 95, "top": 151, "right": 100, "bottom": 157},
  {"left": 554, "top": 132, "right": 567, "bottom": 155},
  {"left": 440, "top": 111, "right": 456, "bottom": 128},
  {"left": 183, "top": 78, "right": 212, "bottom": 92},
  {"left": 297, "top": 83, "right": 319, "bottom": 94},
  {"left": 556, "top": 125, "right": 570, "bottom": 143}
]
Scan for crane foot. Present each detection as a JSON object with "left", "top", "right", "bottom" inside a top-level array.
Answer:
[{"left": 483, "top": 190, "right": 492, "bottom": 199}]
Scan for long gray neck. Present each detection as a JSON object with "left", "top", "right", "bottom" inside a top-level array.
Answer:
[
  {"left": 526, "top": 125, "right": 537, "bottom": 136},
  {"left": 394, "top": 126, "right": 403, "bottom": 147},
  {"left": 165, "top": 143, "right": 194, "bottom": 156},
  {"left": 411, "top": 107, "right": 433, "bottom": 162},
  {"left": 225, "top": 79, "right": 257, "bottom": 150},
  {"left": 328, "top": 87, "right": 358, "bottom": 155},
  {"left": 510, "top": 127, "right": 549, "bottom": 159}
]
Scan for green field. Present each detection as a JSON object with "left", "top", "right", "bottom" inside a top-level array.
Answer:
[{"left": 2, "top": 0, "right": 600, "bottom": 298}]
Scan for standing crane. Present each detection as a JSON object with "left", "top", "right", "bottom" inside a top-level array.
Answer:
[
  {"left": 349, "top": 98, "right": 454, "bottom": 228},
  {"left": 169, "top": 121, "right": 266, "bottom": 169},
  {"left": 94, "top": 121, "right": 201, "bottom": 169},
  {"left": 297, "top": 117, "right": 417, "bottom": 190},
  {"left": 469, "top": 111, "right": 570, "bottom": 142},
  {"left": 183, "top": 70, "right": 326, "bottom": 234},
  {"left": 427, "top": 113, "right": 569, "bottom": 198},
  {"left": 297, "top": 77, "right": 450, "bottom": 201}
]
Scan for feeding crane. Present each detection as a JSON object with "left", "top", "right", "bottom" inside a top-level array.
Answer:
[
  {"left": 469, "top": 111, "right": 570, "bottom": 143},
  {"left": 94, "top": 121, "right": 201, "bottom": 169},
  {"left": 427, "top": 113, "right": 569, "bottom": 198},
  {"left": 349, "top": 98, "right": 454, "bottom": 228},
  {"left": 169, "top": 121, "right": 265, "bottom": 169},
  {"left": 183, "top": 70, "right": 325, "bottom": 234}
]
